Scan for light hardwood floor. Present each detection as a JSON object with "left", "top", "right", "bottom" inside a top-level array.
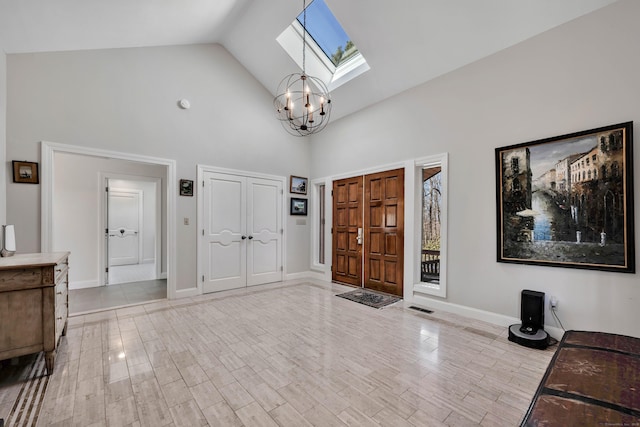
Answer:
[{"left": 34, "top": 280, "right": 554, "bottom": 426}]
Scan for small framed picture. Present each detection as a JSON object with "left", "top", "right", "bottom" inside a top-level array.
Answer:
[
  {"left": 180, "top": 179, "right": 194, "bottom": 196},
  {"left": 290, "top": 175, "right": 308, "bottom": 195},
  {"left": 290, "top": 197, "right": 308, "bottom": 216},
  {"left": 12, "top": 161, "right": 39, "bottom": 184}
]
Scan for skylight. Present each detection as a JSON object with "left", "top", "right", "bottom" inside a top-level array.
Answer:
[
  {"left": 277, "top": 0, "right": 369, "bottom": 91},
  {"left": 296, "top": 0, "right": 359, "bottom": 67}
]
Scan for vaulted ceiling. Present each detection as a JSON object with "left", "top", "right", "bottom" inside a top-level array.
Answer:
[{"left": 0, "top": 0, "right": 618, "bottom": 121}]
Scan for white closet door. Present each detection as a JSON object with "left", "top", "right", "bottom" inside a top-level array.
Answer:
[
  {"left": 202, "top": 172, "right": 247, "bottom": 293},
  {"left": 247, "top": 178, "right": 283, "bottom": 286}
]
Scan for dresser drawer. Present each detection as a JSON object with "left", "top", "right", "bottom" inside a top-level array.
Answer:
[
  {"left": 54, "top": 261, "right": 68, "bottom": 284},
  {"left": 55, "top": 304, "right": 67, "bottom": 341}
]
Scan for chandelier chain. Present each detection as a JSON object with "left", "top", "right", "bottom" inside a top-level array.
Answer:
[
  {"left": 302, "top": 0, "right": 306, "bottom": 74},
  {"left": 273, "top": 0, "right": 331, "bottom": 136}
]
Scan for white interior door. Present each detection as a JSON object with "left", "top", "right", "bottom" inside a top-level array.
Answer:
[
  {"left": 247, "top": 178, "right": 283, "bottom": 286},
  {"left": 202, "top": 172, "right": 247, "bottom": 293},
  {"left": 108, "top": 188, "right": 142, "bottom": 266},
  {"left": 201, "top": 171, "right": 283, "bottom": 293}
]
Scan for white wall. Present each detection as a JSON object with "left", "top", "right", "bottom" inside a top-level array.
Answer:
[
  {"left": 0, "top": 51, "right": 6, "bottom": 225},
  {"left": 109, "top": 178, "right": 157, "bottom": 264},
  {"left": 310, "top": 1, "right": 640, "bottom": 337},
  {"left": 53, "top": 151, "right": 165, "bottom": 287},
  {"left": 6, "top": 44, "right": 311, "bottom": 291}
]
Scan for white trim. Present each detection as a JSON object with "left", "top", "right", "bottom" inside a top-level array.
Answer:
[
  {"left": 409, "top": 153, "right": 449, "bottom": 299},
  {"left": 69, "top": 279, "right": 100, "bottom": 290},
  {"left": 40, "top": 141, "right": 178, "bottom": 299},
  {"left": 285, "top": 271, "right": 325, "bottom": 281},
  {"left": 196, "top": 165, "right": 287, "bottom": 295},
  {"left": 174, "top": 287, "right": 200, "bottom": 299},
  {"left": 409, "top": 293, "right": 565, "bottom": 341},
  {"left": 327, "top": 160, "right": 408, "bottom": 182},
  {"left": 309, "top": 178, "right": 326, "bottom": 272}
]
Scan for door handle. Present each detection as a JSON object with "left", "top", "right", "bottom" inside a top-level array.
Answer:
[
  {"left": 241, "top": 235, "right": 247, "bottom": 240},
  {"left": 248, "top": 236, "right": 254, "bottom": 240},
  {"left": 356, "top": 228, "right": 363, "bottom": 245}
]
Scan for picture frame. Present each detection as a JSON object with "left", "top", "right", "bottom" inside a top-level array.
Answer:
[
  {"left": 290, "top": 197, "right": 308, "bottom": 216},
  {"left": 12, "top": 161, "right": 39, "bottom": 184},
  {"left": 495, "top": 122, "right": 634, "bottom": 273},
  {"left": 290, "top": 175, "right": 308, "bottom": 195},
  {"left": 179, "top": 179, "right": 194, "bottom": 196}
]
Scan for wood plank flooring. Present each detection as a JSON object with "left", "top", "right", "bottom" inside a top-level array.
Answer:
[{"left": 30, "top": 280, "right": 554, "bottom": 426}]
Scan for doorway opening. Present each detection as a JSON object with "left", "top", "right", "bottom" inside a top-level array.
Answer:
[
  {"left": 41, "top": 142, "right": 176, "bottom": 314},
  {"left": 103, "top": 175, "right": 163, "bottom": 291}
]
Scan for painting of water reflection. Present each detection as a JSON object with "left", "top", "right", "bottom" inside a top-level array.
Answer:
[{"left": 495, "top": 122, "right": 635, "bottom": 273}]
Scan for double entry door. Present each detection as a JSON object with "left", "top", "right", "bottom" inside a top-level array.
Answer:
[
  {"left": 332, "top": 168, "right": 405, "bottom": 296},
  {"left": 201, "top": 171, "right": 283, "bottom": 293}
]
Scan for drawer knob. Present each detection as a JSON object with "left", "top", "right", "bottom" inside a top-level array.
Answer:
[
  {"left": 57, "top": 317, "right": 62, "bottom": 320},
  {"left": 56, "top": 291, "right": 63, "bottom": 295}
]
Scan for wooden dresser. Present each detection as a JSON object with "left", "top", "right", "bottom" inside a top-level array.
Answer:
[{"left": 0, "top": 252, "right": 69, "bottom": 375}]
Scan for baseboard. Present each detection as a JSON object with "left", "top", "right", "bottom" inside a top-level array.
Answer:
[
  {"left": 285, "top": 271, "right": 325, "bottom": 281},
  {"left": 409, "top": 293, "right": 566, "bottom": 341},
  {"left": 409, "top": 293, "right": 519, "bottom": 327},
  {"left": 69, "top": 279, "right": 100, "bottom": 290},
  {"left": 173, "top": 286, "right": 199, "bottom": 299}
]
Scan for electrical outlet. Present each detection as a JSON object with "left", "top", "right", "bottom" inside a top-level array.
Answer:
[
  {"left": 183, "top": 217, "right": 189, "bottom": 225},
  {"left": 550, "top": 298, "right": 558, "bottom": 310}
]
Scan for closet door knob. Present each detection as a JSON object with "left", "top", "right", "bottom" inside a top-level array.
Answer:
[
  {"left": 241, "top": 235, "right": 247, "bottom": 240},
  {"left": 248, "top": 236, "right": 254, "bottom": 240}
]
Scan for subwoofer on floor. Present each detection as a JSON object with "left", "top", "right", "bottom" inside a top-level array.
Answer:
[{"left": 508, "top": 289, "right": 549, "bottom": 349}]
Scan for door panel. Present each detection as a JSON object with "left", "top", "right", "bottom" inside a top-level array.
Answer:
[
  {"left": 203, "top": 172, "right": 247, "bottom": 292},
  {"left": 332, "top": 176, "right": 363, "bottom": 286},
  {"left": 108, "top": 189, "right": 141, "bottom": 267},
  {"left": 247, "top": 178, "right": 282, "bottom": 286},
  {"left": 364, "top": 168, "right": 404, "bottom": 296}
]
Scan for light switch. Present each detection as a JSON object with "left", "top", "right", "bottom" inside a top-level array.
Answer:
[{"left": 184, "top": 217, "right": 189, "bottom": 225}]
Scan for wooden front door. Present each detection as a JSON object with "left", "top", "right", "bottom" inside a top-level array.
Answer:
[
  {"left": 364, "top": 168, "right": 404, "bottom": 296},
  {"left": 332, "top": 176, "right": 363, "bottom": 286}
]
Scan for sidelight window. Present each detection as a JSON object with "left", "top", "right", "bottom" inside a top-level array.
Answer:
[{"left": 421, "top": 168, "right": 442, "bottom": 285}]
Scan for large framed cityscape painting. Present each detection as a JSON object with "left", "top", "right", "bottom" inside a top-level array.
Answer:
[{"left": 495, "top": 122, "right": 635, "bottom": 273}]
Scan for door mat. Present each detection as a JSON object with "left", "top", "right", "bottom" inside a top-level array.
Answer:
[{"left": 336, "top": 289, "right": 401, "bottom": 309}]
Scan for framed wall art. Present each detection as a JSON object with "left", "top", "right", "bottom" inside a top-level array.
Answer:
[
  {"left": 290, "top": 197, "right": 307, "bottom": 216},
  {"left": 179, "top": 179, "right": 194, "bottom": 196},
  {"left": 12, "top": 161, "right": 39, "bottom": 184},
  {"left": 495, "top": 121, "right": 634, "bottom": 273},
  {"left": 290, "top": 175, "right": 308, "bottom": 195}
]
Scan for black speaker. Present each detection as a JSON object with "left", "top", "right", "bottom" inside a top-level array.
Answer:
[{"left": 521, "top": 289, "right": 545, "bottom": 333}]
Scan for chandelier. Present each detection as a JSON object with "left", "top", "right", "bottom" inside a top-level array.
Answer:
[{"left": 274, "top": 0, "right": 332, "bottom": 137}]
